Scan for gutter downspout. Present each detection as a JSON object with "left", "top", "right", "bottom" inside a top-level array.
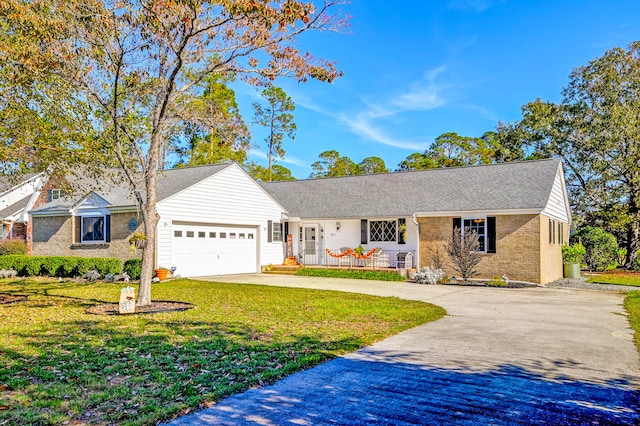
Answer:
[{"left": 412, "top": 213, "right": 420, "bottom": 270}]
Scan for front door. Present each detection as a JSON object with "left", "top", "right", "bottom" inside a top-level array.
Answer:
[{"left": 301, "top": 225, "right": 318, "bottom": 264}]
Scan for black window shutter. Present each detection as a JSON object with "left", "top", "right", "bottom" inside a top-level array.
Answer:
[
  {"left": 284, "top": 222, "right": 289, "bottom": 238},
  {"left": 398, "top": 218, "right": 406, "bottom": 244},
  {"left": 105, "top": 215, "right": 111, "bottom": 243},
  {"left": 487, "top": 216, "right": 496, "bottom": 253},
  {"left": 47, "top": 190, "right": 52, "bottom": 202},
  {"left": 360, "top": 219, "right": 368, "bottom": 245},
  {"left": 453, "top": 217, "right": 462, "bottom": 233},
  {"left": 75, "top": 216, "right": 82, "bottom": 243},
  {"left": 267, "top": 220, "right": 273, "bottom": 243}
]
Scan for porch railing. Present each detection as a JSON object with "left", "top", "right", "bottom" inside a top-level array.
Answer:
[{"left": 297, "top": 248, "right": 416, "bottom": 269}]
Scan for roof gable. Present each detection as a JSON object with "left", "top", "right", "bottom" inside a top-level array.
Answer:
[
  {"left": 262, "top": 159, "right": 566, "bottom": 219},
  {"left": 30, "top": 163, "right": 238, "bottom": 214}
]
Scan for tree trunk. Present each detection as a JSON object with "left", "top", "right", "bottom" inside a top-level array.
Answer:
[
  {"left": 626, "top": 214, "right": 640, "bottom": 269},
  {"left": 136, "top": 166, "right": 159, "bottom": 307}
]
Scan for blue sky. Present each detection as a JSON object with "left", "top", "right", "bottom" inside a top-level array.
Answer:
[{"left": 236, "top": 0, "right": 640, "bottom": 179}]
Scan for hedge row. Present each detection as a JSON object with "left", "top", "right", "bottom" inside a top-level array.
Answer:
[
  {"left": 296, "top": 267, "right": 405, "bottom": 282},
  {"left": 0, "top": 255, "right": 122, "bottom": 278}
]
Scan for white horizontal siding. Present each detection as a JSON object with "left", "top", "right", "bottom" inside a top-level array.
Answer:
[
  {"left": 541, "top": 165, "right": 570, "bottom": 223},
  {"left": 156, "top": 164, "right": 286, "bottom": 269}
]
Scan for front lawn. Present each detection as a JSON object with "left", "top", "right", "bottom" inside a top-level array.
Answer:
[
  {"left": 586, "top": 271, "right": 640, "bottom": 287},
  {"left": 0, "top": 278, "right": 445, "bottom": 425},
  {"left": 624, "top": 291, "right": 640, "bottom": 352}
]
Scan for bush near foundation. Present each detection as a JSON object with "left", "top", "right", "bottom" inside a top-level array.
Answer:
[
  {"left": 123, "top": 258, "right": 142, "bottom": 280},
  {"left": 0, "top": 238, "right": 26, "bottom": 255},
  {"left": 0, "top": 255, "right": 122, "bottom": 278}
]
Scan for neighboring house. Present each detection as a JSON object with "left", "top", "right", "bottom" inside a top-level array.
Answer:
[
  {"left": 30, "top": 163, "right": 287, "bottom": 277},
  {"left": 262, "top": 159, "right": 571, "bottom": 284},
  {"left": 0, "top": 173, "right": 46, "bottom": 246}
]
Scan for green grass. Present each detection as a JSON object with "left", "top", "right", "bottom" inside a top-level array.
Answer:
[
  {"left": 296, "top": 267, "right": 406, "bottom": 281},
  {"left": 624, "top": 291, "right": 640, "bottom": 352},
  {"left": 586, "top": 272, "right": 640, "bottom": 287},
  {"left": 0, "top": 278, "right": 445, "bottom": 425}
]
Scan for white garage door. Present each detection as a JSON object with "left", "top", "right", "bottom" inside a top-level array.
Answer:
[{"left": 170, "top": 223, "right": 258, "bottom": 277}]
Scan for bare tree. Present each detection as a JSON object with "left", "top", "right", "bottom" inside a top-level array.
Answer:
[{"left": 446, "top": 227, "right": 483, "bottom": 281}]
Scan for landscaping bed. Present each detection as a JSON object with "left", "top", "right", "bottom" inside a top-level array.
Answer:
[
  {"left": 0, "top": 293, "right": 27, "bottom": 304},
  {"left": 86, "top": 300, "right": 194, "bottom": 315},
  {"left": 442, "top": 279, "right": 538, "bottom": 288}
]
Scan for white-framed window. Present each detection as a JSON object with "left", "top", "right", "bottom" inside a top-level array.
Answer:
[
  {"left": 370, "top": 220, "right": 397, "bottom": 242},
  {"left": 463, "top": 217, "right": 487, "bottom": 252},
  {"left": 81, "top": 216, "right": 106, "bottom": 242},
  {"left": 272, "top": 222, "right": 283, "bottom": 242},
  {"left": 48, "top": 189, "right": 65, "bottom": 201}
]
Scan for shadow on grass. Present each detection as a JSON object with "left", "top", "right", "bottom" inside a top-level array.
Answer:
[
  {"left": 0, "top": 315, "right": 364, "bottom": 425},
  {"left": 166, "top": 352, "right": 640, "bottom": 426}
]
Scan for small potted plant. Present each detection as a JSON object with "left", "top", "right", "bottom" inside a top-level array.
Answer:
[
  {"left": 154, "top": 266, "right": 170, "bottom": 281},
  {"left": 562, "top": 242, "right": 585, "bottom": 279}
]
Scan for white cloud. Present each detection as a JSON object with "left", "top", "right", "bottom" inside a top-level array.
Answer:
[
  {"left": 248, "top": 149, "right": 308, "bottom": 167},
  {"left": 339, "top": 112, "right": 430, "bottom": 151},
  {"left": 332, "top": 66, "right": 450, "bottom": 150},
  {"left": 391, "top": 66, "right": 449, "bottom": 111}
]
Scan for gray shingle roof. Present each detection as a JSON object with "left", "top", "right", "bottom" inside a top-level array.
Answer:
[
  {"left": 0, "top": 194, "right": 31, "bottom": 220},
  {"left": 0, "top": 173, "right": 40, "bottom": 195},
  {"left": 262, "top": 159, "right": 562, "bottom": 218},
  {"left": 31, "top": 164, "right": 233, "bottom": 213}
]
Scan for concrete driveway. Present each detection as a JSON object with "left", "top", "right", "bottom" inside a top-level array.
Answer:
[{"left": 167, "top": 275, "right": 639, "bottom": 425}]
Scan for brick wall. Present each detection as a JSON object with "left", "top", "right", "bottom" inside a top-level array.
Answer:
[
  {"left": 417, "top": 214, "right": 563, "bottom": 284},
  {"left": 32, "top": 212, "right": 143, "bottom": 260}
]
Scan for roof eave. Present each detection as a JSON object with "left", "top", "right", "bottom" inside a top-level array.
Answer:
[{"left": 414, "top": 208, "right": 544, "bottom": 217}]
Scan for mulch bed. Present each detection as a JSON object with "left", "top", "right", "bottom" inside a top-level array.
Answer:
[
  {"left": 0, "top": 293, "right": 28, "bottom": 304},
  {"left": 443, "top": 280, "right": 539, "bottom": 288},
  {"left": 85, "top": 301, "right": 194, "bottom": 315}
]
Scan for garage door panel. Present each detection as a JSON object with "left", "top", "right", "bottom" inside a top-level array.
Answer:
[{"left": 171, "top": 224, "right": 257, "bottom": 277}]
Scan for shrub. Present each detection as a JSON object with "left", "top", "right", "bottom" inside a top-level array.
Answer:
[
  {"left": 0, "top": 255, "right": 122, "bottom": 278},
  {"left": 574, "top": 227, "right": 619, "bottom": 271},
  {"left": 123, "top": 259, "right": 142, "bottom": 280},
  {"left": 446, "top": 227, "right": 482, "bottom": 281},
  {"left": 41, "top": 256, "right": 67, "bottom": 277},
  {"left": 92, "top": 258, "right": 122, "bottom": 276},
  {"left": 0, "top": 239, "right": 26, "bottom": 255},
  {"left": 0, "top": 255, "right": 27, "bottom": 274},
  {"left": 487, "top": 276, "right": 507, "bottom": 287},
  {"left": 562, "top": 242, "right": 586, "bottom": 264},
  {"left": 296, "top": 267, "right": 405, "bottom": 282},
  {"left": 24, "top": 256, "right": 43, "bottom": 276},
  {"left": 414, "top": 266, "right": 446, "bottom": 285}
]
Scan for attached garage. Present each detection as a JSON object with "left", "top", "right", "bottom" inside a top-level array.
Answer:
[{"left": 170, "top": 222, "right": 258, "bottom": 277}]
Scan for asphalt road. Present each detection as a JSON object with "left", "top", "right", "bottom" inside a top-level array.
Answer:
[{"left": 165, "top": 275, "right": 640, "bottom": 425}]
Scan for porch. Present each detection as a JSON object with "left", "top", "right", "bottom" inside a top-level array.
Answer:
[{"left": 297, "top": 248, "right": 416, "bottom": 270}]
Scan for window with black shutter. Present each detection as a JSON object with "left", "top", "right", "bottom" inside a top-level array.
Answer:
[
  {"left": 398, "top": 218, "right": 406, "bottom": 244},
  {"left": 360, "top": 219, "right": 368, "bottom": 244},
  {"left": 453, "top": 216, "right": 495, "bottom": 253}
]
